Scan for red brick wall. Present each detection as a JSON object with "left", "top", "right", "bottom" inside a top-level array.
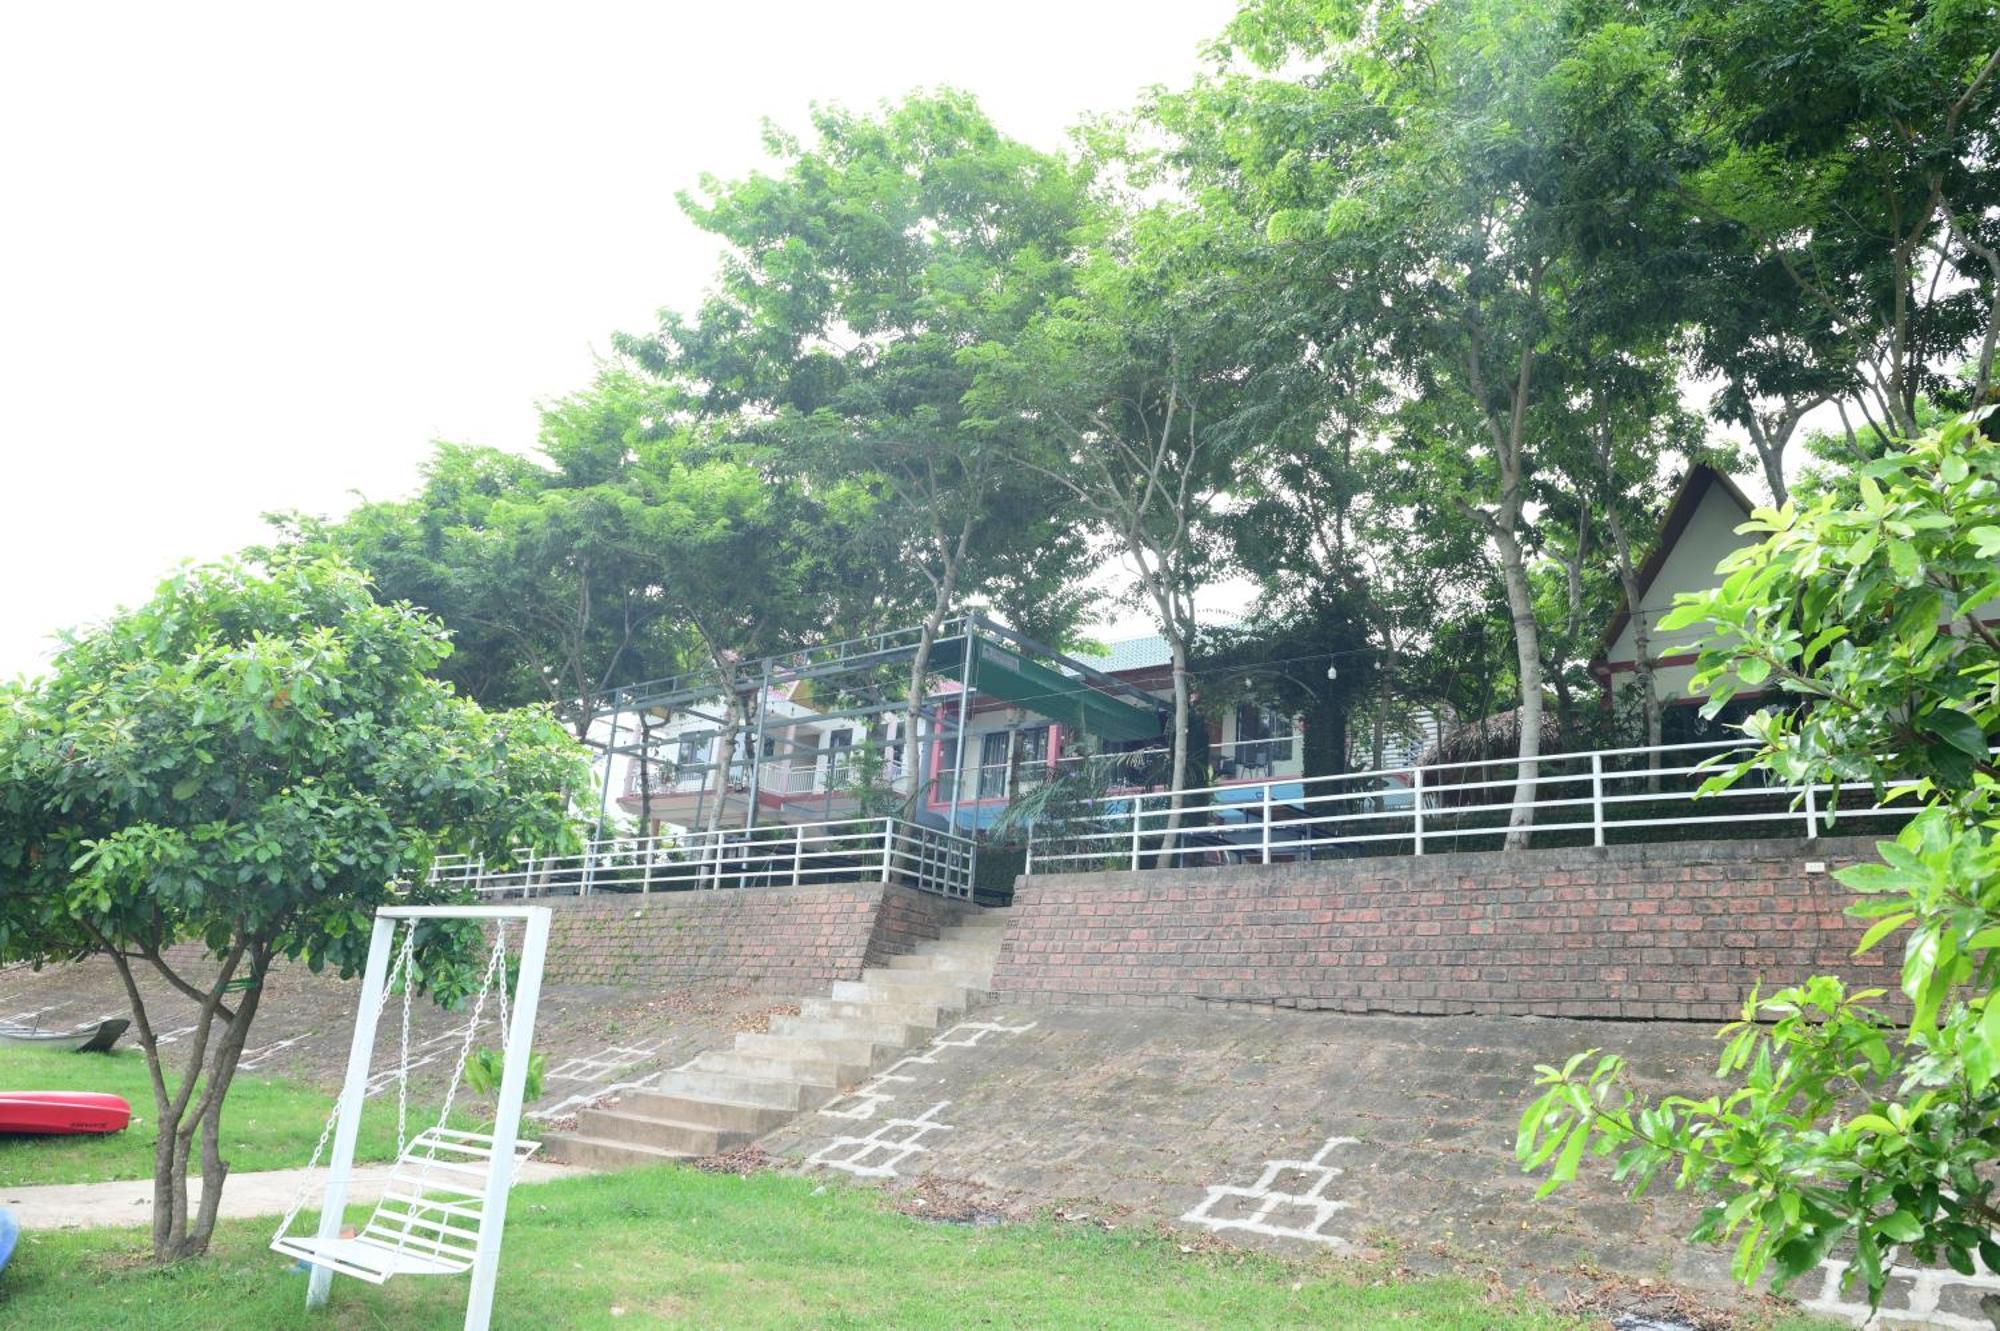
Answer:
[
  {"left": 864, "top": 884, "right": 959, "bottom": 968},
  {"left": 994, "top": 837, "right": 1897, "bottom": 1020},
  {"left": 541, "top": 884, "right": 887, "bottom": 992}
]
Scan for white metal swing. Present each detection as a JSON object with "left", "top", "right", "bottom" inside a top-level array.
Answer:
[{"left": 270, "top": 905, "right": 551, "bottom": 1331}]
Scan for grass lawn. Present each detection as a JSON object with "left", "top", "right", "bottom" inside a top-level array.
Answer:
[
  {"left": 0, "top": 1164, "right": 1845, "bottom": 1330},
  {"left": 0, "top": 1048, "right": 419, "bottom": 1186}
]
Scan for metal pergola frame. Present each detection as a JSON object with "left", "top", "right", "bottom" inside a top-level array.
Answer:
[{"left": 579, "top": 614, "right": 1166, "bottom": 839}]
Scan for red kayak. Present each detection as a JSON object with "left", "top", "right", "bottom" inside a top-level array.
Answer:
[{"left": 0, "top": 1092, "right": 133, "bottom": 1135}]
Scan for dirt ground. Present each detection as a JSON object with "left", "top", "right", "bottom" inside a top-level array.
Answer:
[
  {"left": 759, "top": 1003, "right": 1996, "bottom": 1331},
  {"left": 0, "top": 949, "right": 778, "bottom": 1123}
]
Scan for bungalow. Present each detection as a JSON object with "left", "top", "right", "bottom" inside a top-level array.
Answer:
[{"left": 1593, "top": 462, "right": 1760, "bottom": 710}]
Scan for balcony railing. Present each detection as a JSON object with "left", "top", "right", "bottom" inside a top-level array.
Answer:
[
  {"left": 1023, "top": 738, "right": 1952, "bottom": 875},
  {"left": 430, "top": 816, "right": 975, "bottom": 900}
]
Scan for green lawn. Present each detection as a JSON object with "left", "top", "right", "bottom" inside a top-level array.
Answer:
[
  {"left": 0, "top": 1048, "right": 416, "bottom": 1186},
  {"left": 0, "top": 1165, "right": 1845, "bottom": 1330}
]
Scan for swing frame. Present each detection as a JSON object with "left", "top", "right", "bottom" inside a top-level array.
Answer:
[{"left": 302, "top": 905, "right": 551, "bottom": 1331}]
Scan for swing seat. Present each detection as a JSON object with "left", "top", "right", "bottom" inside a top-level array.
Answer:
[{"left": 271, "top": 1126, "right": 540, "bottom": 1284}]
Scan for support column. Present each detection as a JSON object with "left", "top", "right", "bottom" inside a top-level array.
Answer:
[
  {"left": 305, "top": 914, "right": 398, "bottom": 1310},
  {"left": 743, "top": 661, "right": 770, "bottom": 830},
  {"left": 464, "top": 908, "right": 552, "bottom": 1331}
]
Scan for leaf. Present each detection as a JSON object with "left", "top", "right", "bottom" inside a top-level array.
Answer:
[
  {"left": 1853, "top": 911, "right": 1913, "bottom": 956},
  {"left": 1924, "top": 707, "right": 1989, "bottom": 760},
  {"left": 1877, "top": 1210, "right": 1923, "bottom": 1243},
  {"left": 1737, "top": 657, "right": 1772, "bottom": 687}
]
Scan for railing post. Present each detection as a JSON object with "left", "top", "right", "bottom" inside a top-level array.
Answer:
[
  {"left": 1131, "top": 798, "right": 1142, "bottom": 872},
  {"left": 1803, "top": 779, "right": 1819, "bottom": 840},
  {"left": 1590, "top": 752, "right": 1606, "bottom": 849},
  {"left": 1260, "top": 782, "right": 1272, "bottom": 865},
  {"left": 880, "top": 818, "right": 895, "bottom": 884},
  {"left": 792, "top": 824, "right": 805, "bottom": 887},
  {"left": 1024, "top": 819, "right": 1036, "bottom": 877},
  {"left": 1411, "top": 767, "right": 1425, "bottom": 856},
  {"left": 641, "top": 838, "right": 653, "bottom": 895},
  {"left": 518, "top": 850, "right": 531, "bottom": 900}
]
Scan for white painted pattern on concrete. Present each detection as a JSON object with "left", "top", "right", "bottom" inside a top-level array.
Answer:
[
  {"left": 1801, "top": 1256, "right": 2000, "bottom": 1330},
  {"left": 545, "top": 1040, "right": 663, "bottom": 1084},
  {"left": 237, "top": 1032, "right": 313, "bottom": 1070},
  {"left": 817, "top": 1020, "right": 1037, "bottom": 1122},
  {"left": 808, "top": 1101, "right": 954, "bottom": 1179},
  {"left": 1181, "top": 1136, "right": 1359, "bottom": 1248}
]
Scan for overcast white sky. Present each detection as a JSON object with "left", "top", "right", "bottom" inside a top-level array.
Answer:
[{"left": 0, "top": 2, "right": 1233, "bottom": 678}]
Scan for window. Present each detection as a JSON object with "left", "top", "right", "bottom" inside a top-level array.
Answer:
[
  {"left": 1234, "top": 704, "right": 1297, "bottom": 769},
  {"left": 977, "top": 731, "right": 1011, "bottom": 799},
  {"left": 1016, "top": 726, "right": 1051, "bottom": 790},
  {"left": 827, "top": 729, "right": 854, "bottom": 786},
  {"left": 675, "top": 734, "right": 705, "bottom": 769}
]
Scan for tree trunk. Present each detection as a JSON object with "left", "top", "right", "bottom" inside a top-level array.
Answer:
[
  {"left": 637, "top": 711, "right": 655, "bottom": 837},
  {"left": 1155, "top": 631, "right": 1192, "bottom": 866},
  {"left": 903, "top": 533, "right": 969, "bottom": 822},
  {"left": 1493, "top": 525, "right": 1544, "bottom": 850},
  {"left": 1605, "top": 504, "right": 1663, "bottom": 787},
  {"left": 702, "top": 683, "right": 745, "bottom": 886}
]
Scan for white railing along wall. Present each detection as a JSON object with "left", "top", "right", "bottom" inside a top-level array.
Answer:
[
  {"left": 430, "top": 817, "right": 975, "bottom": 901},
  {"left": 1023, "top": 738, "right": 1946, "bottom": 875}
]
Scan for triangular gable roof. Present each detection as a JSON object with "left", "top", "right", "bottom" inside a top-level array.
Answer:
[{"left": 1594, "top": 463, "right": 1758, "bottom": 662}]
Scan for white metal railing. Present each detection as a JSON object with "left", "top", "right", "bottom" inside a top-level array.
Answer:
[
  {"left": 1023, "top": 738, "right": 1948, "bottom": 875},
  {"left": 430, "top": 816, "right": 975, "bottom": 901}
]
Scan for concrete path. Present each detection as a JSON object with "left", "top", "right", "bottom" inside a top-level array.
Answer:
[{"left": 2, "top": 1159, "right": 581, "bottom": 1230}]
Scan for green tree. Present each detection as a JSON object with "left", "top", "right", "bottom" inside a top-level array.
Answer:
[
  {"left": 1179, "top": 0, "right": 1692, "bottom": 845},
  {"left": 965, "top": 203, "right": 1248, "bottom": 826},
  {"left": 1669, "top": 0, "right": 2000, "bottom": 440},
  {"left": 1519, "top": 411, "right": 2000, "bottom": 1310},
  {"left": 625, "top": 92, "right": 1095, "bottom": 815},
  {"left": 0, "top": 556, "right": 586, "bottom": 1262},
  {"left": 622, "top": 423, "right": 868, "bottom": 839},
  {"left": 297, "top": 372, "right": 695, "bottom": 737}
]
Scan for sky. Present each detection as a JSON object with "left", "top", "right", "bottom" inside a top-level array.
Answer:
[{"left": 0, "top": 2, "right": 1236, "bottom": 678}]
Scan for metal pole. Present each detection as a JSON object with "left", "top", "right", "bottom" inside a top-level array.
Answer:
[
  {"left": 1131, "top": 798, "right": 1142, "bottom": 872},
  {"left": 946, "top": 633, "right": 974, "bottom": 840},
  {"left": 792, "top": 824, "right": 805, "bottom": 887},
  {"left": 1590, "top": 752, "right": 1606, "bottom": 848},
  {"left": 1260, "top": 781, "right": 1272, "bottom": 865},
  {"left": 464, "top": 907, "right": 552, "bottom": 1331},
  {"left": 880, "top": 817, "right": 894, "bottom": 884},
  {"left": 1803, "top": 778, "right": 1819, "bottom": 840},
  {"left": 586, "top": 700, "right": 621, "bottom": 896},
  {"left": 1412, "top": 765, "right": 1425, "bottom": 856},
  {"left": 744, "top": 662, "right": 770, "bottom": 831},
  {"left": 305, "top": 914, "right": 398, "bottom": 1310}
]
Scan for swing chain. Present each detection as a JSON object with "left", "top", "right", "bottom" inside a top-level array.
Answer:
[{"left": 272, "top": 920, "right": 421, "bottom": 1245}]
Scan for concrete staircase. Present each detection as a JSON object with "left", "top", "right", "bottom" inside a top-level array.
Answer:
[{"left": 542, "top": 906, "right": 1007, "bottom": 1168}]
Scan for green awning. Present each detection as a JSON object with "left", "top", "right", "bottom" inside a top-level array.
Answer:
[{"left": 928, "top": 637, "right": 1163, "bottom": 743}]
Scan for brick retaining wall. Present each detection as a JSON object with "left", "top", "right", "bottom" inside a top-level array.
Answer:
[
  {"left": 993, "top": 837, "right": 1896, "bottom": 1021},
  {"left": 864, "top": 884, "right": 959, "bottom": 967},
  {"left": 540, "top": 881, "right": 955, "bottom": 992}
]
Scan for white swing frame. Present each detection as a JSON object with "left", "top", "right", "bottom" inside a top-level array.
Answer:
[{"left": 292, "top": 905, "right": 551, "bottom": 1331}]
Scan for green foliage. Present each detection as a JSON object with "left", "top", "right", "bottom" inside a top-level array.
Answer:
[
  {"left": 0, "top": 555, "right": 586, "bottom": 976},
  {"left": 1520, "top": 413, "right": 2000, "bottom": 1306},
  {"left": 0, "top": 554, "right": 586, "bottom": 1258},
  {"left": 465, "top": 1046, "right": 546, "bottom": 1107}
]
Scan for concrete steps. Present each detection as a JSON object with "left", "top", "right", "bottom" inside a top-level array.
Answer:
[{"left": 539, "top": 903, "right": 1009, "bottom": 1168}]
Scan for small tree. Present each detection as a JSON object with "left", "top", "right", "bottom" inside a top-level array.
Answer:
[
  {"left": 1519, "top": 411, "right": 2000, "bottom": 1311},
  {"left": 0, "top": 556, "right": 587, "bottom": 1263}
]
